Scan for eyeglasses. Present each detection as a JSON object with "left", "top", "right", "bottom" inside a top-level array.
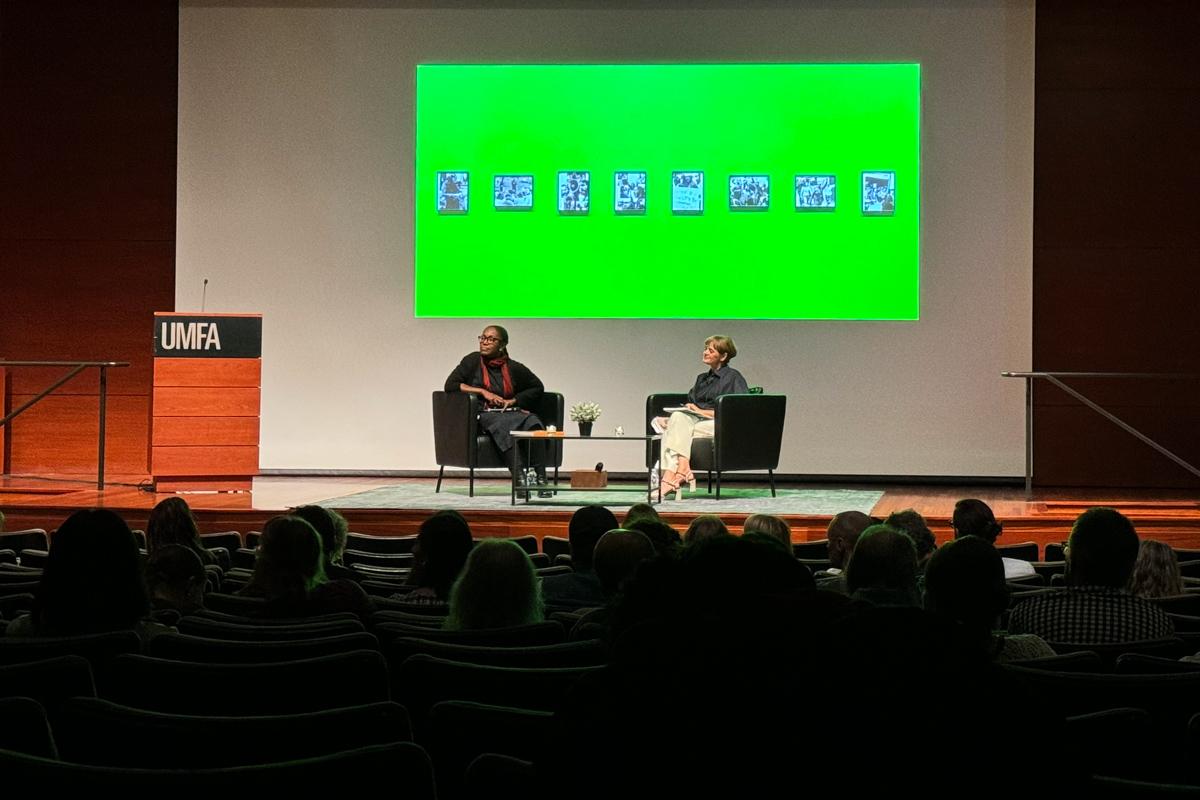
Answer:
[{"left": 478, "top": 335, "right": 501, "bottom": 344}]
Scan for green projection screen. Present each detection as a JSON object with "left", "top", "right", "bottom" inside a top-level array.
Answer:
[{"left": 415, "top": 64, "right": 920, "bottom": 319}]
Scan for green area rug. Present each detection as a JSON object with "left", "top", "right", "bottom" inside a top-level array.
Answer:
[{"left": 317, "top": 482, "right": 881, "bottom": 516}]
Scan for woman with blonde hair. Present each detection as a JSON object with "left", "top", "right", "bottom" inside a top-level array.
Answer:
[
  {"left": 651, "top": 335, "right": 748, "bottom": 499},
  {"left": 445, "top": 539, "right": 543, "bottom": 630}
]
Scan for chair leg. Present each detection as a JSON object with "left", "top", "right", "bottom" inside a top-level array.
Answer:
[
  {"left": 715, "top": 471, "right": 721, "bottom": 500},
  {"left": 769, "top": 469, "right": 777, "bottom": 497},
  {"left": 436, "top": 466, "right": 444, "bottom": 493},
  {"left": 469, "top": 467, "right": 475, "bottom": 498}
]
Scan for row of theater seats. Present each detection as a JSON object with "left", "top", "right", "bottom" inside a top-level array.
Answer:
[
  {"left": 8, "top": 607, "right": 1200, "bottom": 791},
  {"left": 0, "top": 606, "right": 603, "bottom": 794}
]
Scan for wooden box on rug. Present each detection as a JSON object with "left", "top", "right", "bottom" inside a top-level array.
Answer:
[{"left": 570, "top": 470, "right": 608, "bottom": 488}]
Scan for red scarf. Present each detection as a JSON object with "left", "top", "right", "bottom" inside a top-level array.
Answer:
[{"left": 480, "top": 354, "right": 514, "bottom": 399}]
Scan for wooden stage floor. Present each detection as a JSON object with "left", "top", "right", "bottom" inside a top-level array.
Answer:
[{"left": 2, "top": 474, "right": 1199, "bottom": 555}]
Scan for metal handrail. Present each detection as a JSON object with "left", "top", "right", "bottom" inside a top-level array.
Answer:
[
  {"left": 1001, "top": 371, "right": 1199, "bottom": 494},
  {"left": 0, "top": 360, "right": 132, "bottom": 489}
]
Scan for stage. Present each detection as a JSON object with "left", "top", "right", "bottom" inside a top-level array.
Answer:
[{"left": 3, "top": 473, "right": 1199, "bottom": 556}]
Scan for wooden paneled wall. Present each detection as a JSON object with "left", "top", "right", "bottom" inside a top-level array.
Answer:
[
  {"left": 1033, "top": 2, "right": 1200, "bottom": 487},
  {"left": 0, "top": 1, "right": 178, "bottom": 477}
]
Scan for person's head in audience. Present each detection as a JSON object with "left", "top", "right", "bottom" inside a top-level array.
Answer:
[
  {"left": 31, "top": 509, "right": 148, "bottom": 635},
  {"left": 145, "top": 544, "right": 207, "bottom": 615},
  {"left": 622, "top": 503, "right": 660, "bottom": 528},
  {"left": 827, "top": 511, "right": 873, "bottom": 570},
  {"left": 290, "top": 505, "right": 349, "bottom": 569},
  {"left": 743, "top": 514, "right": 791, "bottom": 549},
  {"left": 1066, "top": 507, "right": 1140, "bottom": 588},
  {"left": 593, "top": 528, "right": 656, "bottom": 598},
  {"left": 627, "top": 518, "right": 682, "bottom": 557},
  {"left": 446, "top": 538, "right": 543, "bottom": 630},
  {"left": 409, "top": 509, "right": 474, "bottom": 600},
  {"left": 923, "top": 535, "right": 1008, "bottom": 640},
  {"left": 1128, "top": 539, "right": 1183, "bottom": 598},
  {"left": 146, "top": 496, "right": 212, "bottom": 565},
  {"left": 684, "top": 515, "right": 730, "bottom": 546},
  {"left": 884, "top": 509, "right": 936, "bottom": 566},
  {"left": 951, "top": 499, "right": 1003, "bottom": 543},
  {"left": 845, "top": 524, "right": 920, "bottom": 607},
  {"left": 568, "top": 505, "right": 618, "bottom": 572},
  {"left": 241, "top": 515, "right": 326, "bottom": 602}
]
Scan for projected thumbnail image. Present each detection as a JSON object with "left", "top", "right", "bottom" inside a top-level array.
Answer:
[
  {"left": 558, "top": 171, "right": 590, "bottom": 214},
  {"left": 437, "top": 171, "right": 469, "bottom": 214},
  {"left": 494, "top": 175, "right": 533, "bottom": 209},
  {"left": 615, "top": 171, "right": 647, "bottom": 213},
  {"left": 862, "top": 171, "right": 896, "bottom": 215},
  {"left": 672, "top": 171, "right": 704, "bottom": 214},
  {"left": 729, "top": 175, "right": 770, "bottom": 210},
  {"left": 795, "top": 175, "right": 836, "bottom": 210}
]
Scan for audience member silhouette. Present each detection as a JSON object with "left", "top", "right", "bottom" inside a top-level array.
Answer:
[
  {"left": 542, "top": 505, "right": 617, "bottom": 609},
  {"left": 570, "top": 528, "right": 659, "bottom": 641},
  {"left": 146, "top": 496, "right": 216, "bottom": 567},
  {"left": 6, "top": 509, "right": 160, "bottom": 640},
  {"left": 742, "top": 513, "right": 791, "bottom": 549},
  {"left": 445, "top": 538, "right": 544, "bottom": 630},
  {"left": 815, "top": 509, "right": 874, "bottom": 592},
  {"left": 621, "top": 502, "right": 660, "bottom": 528},
  {"left": 145, "top": 543, "right": 207, "bottom": 618},
  {"left": 400, "top": 509, "right": 474, "bottom": 605},
  {"left": 1128, "top": 539, "right": 1184, "bottom": 599},
  {"left": 923, "top": 535, "right": 1054, "bottom": 661},
  {"left": 626, "top": 518, "right": 682, "bottom": 557},
  {"left": 883, "top": 508, "right": 937, "bottom": 568},
  {"left": 844, "top": 524, "right": 921, "bottom": 607},
  {"left": 1008, "top": 507, "right": 1174, "bottom": 644},
  {"left": 239, "top": 515, "right": 373, "bottom": 618},
  {"left": 592, "top": 529, "right": 656, "bottom": 600},
  {"left": 951, "top": 497, "right": 1036, "bottom": 579},
  {"left": 290, "top": 505, "right": 351, "bottom": 580},
  {"left": 682, "top": 514, "right": 729, "bottom": 546}
]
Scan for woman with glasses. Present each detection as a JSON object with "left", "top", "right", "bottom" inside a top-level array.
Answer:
[{"left": 445, "top": 325, "right": 550, "bottom": 494}]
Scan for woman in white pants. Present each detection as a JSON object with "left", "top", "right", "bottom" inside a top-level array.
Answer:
[{"left": 652, "top": 335, "right": 748, "bottom": 499}]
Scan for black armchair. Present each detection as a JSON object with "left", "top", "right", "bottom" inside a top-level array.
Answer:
[
  {"left": 645, "top": 391, "right": 786, "bottom": 499},
  {"left": 433, "top": 391, "right": 564, "bottom": 497}
]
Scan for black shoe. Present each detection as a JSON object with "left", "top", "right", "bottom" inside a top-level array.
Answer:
[
  {"left": 514, "top": 469, "right": 532, "bottom": 500},
  {"left": 535, "top": 474, "right": 553, "bottom": 499}
]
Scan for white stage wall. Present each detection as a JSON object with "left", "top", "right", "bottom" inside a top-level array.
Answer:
[{"left": 177, "top": 0, "right": 1034, "bottom": 476}]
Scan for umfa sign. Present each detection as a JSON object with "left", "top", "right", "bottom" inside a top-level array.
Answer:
[
  {"left": 161, "top": 321, "right": 222, "bottom": 351},
  {"left": 154, "top": 314, "right": 262, "bottom": 358}
]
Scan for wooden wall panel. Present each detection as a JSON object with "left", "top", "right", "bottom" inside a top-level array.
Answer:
[
  {"left": 154, "top": 359, "right": 262, "bottom": 388},
  {"left": 0, "top": 1, "right": 178, "bottom": 479},
  {"left": 5, "top": 395, "right": 150, "bottom": 476},
  {"left": 152, "top": 388, "right": 261, "bottom": 418},
  {"left": 151, "top": 446, "right": 259, "bottom": 476},
  {"left": 152, "top": 417, "right": 260, "bottom": 447},
  {"left": 1033, "top": 1, "right": 1200, "bottom": 488}
]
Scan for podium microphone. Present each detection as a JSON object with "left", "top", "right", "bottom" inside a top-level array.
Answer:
[{"left": 201, "top": 278, "right": 209, "bottom": 313}]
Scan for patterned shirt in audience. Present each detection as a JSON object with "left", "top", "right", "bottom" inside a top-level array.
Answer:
[{"left": 1007, "top": 586, "right": 1175, "bottom": 644}]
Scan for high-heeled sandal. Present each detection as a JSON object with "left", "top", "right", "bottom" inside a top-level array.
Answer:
[
  {"left": 679, "top": 470, "right": 698, "bottom": 491},
  {"left": 658, "top": 475, "right": 683, "bottom": 501}
]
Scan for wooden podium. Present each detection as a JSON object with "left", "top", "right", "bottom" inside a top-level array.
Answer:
[{"left": 150, "top": 313, "right": 262, "bottom": 492}]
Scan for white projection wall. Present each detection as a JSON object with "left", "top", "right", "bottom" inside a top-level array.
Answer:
[{"left": 177, "top": 1, "right": 1034, "bottom": 476}]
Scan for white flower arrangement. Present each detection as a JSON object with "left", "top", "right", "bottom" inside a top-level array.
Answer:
[{"left": 569, "top": 401, "right": 602, "bottom": 423}]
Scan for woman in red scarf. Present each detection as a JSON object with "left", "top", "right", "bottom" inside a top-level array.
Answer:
[{"left": 445, "top": 325, "right": 550, "bottom": 494}]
